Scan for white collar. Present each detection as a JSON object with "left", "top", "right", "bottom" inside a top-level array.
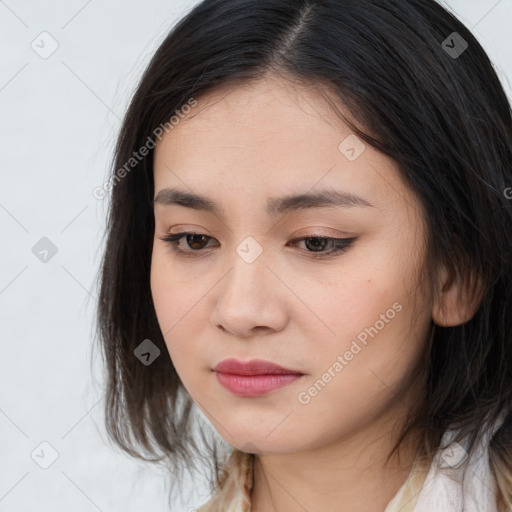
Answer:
[{"left": 412, "top": 417, "right": 503, "bottom": 512}]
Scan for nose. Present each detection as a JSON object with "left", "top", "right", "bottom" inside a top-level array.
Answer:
[{"left": 210, "top": 245, "right": 289, "bottom": 338}]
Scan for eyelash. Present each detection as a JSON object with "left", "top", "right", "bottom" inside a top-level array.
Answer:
[{"left": 158, "top": 231, "right": 356, "bottom": 259}]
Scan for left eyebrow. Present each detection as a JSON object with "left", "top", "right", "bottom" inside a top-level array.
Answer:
[{"left": 153, "top": 187, "right": 375, "bottom": 219}]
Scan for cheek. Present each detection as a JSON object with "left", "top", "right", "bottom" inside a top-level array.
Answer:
[
  {"left": 303, "top": 285, "right": 409, "bottom": 384},
  {"left": 296, "top": 260, "right": 405, "bottom": 353},
  {"left": 296, "top": 256, "right": 428, "bottom": 404},
  {"left": 150, "top": 247, "right": 213, "bottom": 380},
  {"left": 150, "top": 246, "right": 200, "bottom": 329},
  {"left": 150, "top": 250, "right": 183, "bottom": 356},
  {"left": 150, "top": 250, "right": 172, "bottom": 330}
]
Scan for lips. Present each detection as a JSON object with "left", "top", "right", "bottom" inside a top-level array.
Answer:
[
  {"left": 212, "top": 358, "right": 304, "bottom": 397},
  {"left": 212, "top": 358, "right": 303, "bottom": 376}
]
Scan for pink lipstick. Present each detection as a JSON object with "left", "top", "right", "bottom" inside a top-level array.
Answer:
[{"left": 212, "top": 358, "right": 304, "bottom": 397}]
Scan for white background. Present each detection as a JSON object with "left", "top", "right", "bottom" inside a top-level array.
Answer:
[{"left": 0, "top": 1, "right": 511, "bottom": 511}]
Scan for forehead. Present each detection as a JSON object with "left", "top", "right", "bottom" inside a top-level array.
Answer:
[
  {"left": 152, "top": 76, "right": 411, "bottom": 218},
  {"left": 155, "top": 77, "right": 349, "bottom": 160}
]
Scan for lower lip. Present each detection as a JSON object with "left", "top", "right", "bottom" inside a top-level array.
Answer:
[{"left": 214, "top": 372, "right": 303, "bottom": 397}]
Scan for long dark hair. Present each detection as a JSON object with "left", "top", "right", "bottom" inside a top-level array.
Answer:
[{"left": 94, "top": 0, "right": 512, "bottom": 508}]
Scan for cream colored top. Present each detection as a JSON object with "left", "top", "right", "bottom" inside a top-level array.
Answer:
[
  {"left": 195, "top": 448, "right": 431, "bottom": 512},
  {"left": 195, "top": 419, "right": 503, "bottom": 512}
]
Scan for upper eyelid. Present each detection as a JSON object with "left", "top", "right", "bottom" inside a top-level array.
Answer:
[{"left": 161, "top": 231, "right": 353, "bottom": 242}]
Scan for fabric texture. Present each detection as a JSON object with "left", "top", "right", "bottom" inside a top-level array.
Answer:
[{"left": 195, "top": 421, "right": 503, "bottom": 512}]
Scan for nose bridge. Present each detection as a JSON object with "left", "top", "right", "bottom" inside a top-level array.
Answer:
[
  {"left": 224, "top": 234, "right": 270, "bottom": 301},
  {"left": 212, "top": 234, "right": 286, "bottom": 335}
]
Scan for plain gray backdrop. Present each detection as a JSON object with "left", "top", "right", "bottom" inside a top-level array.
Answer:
[{"left": 1, "top": 0, "right": 511, "bottom": 511}]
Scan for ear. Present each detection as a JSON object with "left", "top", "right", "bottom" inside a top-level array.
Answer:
[{"left": 432, "top": 265, "right": 484, "bottom": 327}]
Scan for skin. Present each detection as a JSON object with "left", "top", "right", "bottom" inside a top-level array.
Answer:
[{"left": 150, "top": 75, "right": 477, "bottom": 511}]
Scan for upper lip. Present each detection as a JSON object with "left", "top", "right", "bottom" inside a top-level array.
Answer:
[{"left": 212, "top": 358, "right": 303, "bottom": 375}]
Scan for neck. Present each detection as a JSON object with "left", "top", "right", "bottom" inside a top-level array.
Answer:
[{"left": 250, "top": 392, "right": 425, "bottom": 512}]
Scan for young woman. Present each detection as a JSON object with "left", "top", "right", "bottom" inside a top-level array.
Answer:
[{"left": 95, "top": 1, "right": 512, "bottom": 510}]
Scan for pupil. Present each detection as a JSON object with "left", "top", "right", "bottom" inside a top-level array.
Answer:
[
  {"left": 188, "top": 234, "right": 208, "bottom": 249},
  {"left": 305, "top": 237, "right": 327, "bottom": 252}
]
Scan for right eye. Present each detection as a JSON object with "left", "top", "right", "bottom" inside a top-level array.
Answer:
[{"left": 159, "top": 231, "right": 218, "bottom": 256}]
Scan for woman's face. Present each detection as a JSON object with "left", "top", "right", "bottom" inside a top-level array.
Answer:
[{"left": 150, "top": 76, "right": 433, "bottom": 454}]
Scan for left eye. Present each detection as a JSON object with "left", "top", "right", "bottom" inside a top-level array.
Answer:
[{"left": 159, "top": 231, "right": 356, "bottom": 258}]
